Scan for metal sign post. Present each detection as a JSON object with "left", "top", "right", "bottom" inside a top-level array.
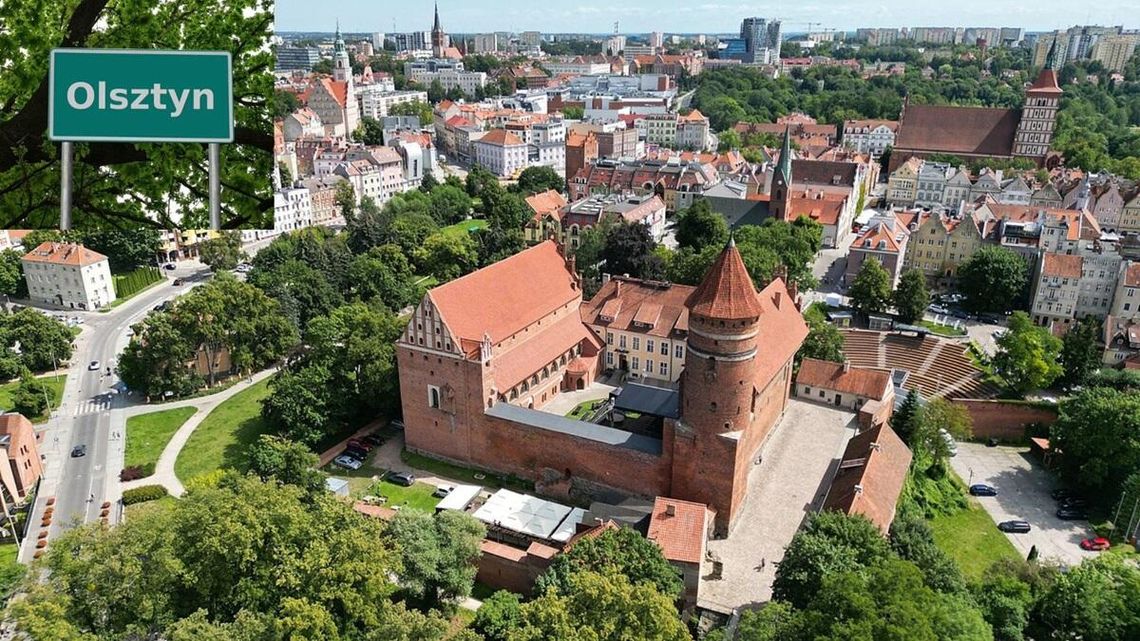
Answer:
[
  {"left": 48, "top": 48, "right": 234, "bottom": 230},
  {"left": 60, "top": 141, "right": 73, "bottom": 230}
]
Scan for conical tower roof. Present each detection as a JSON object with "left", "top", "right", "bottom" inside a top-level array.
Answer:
[
  {"left": 775, "top": 126, "right": 793, "bottom": 185},
  {"left": 687, "top": 238, "right": 763, "bottom": 320}
]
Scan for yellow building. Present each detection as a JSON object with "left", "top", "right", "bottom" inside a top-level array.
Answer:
[
  {"left": 887, "top": 157, "right": 921, "bottom": 206},
  {"left": 1091, "top": 35, "right": 1140, "bottom": 73},
  {"left": 160, "top": 229, "right": 223, "bottom": 261},
  {"left": 902, "top": 212, "right": 984, "bottom": 279}
]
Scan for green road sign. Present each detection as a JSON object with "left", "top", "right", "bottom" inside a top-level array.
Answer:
[{"left": 49, "top": 49, "right": 233, "bottom": 143}]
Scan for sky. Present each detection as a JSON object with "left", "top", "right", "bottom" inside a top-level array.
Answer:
[{"left": 274, "top": 0, "right": 1138, "bottom": 34}]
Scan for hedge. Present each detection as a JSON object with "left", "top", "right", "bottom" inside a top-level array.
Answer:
[
  {"left": 112, "top": 267, "right": 163, "bottom": 300},
  {"left": 121, "top": 484, "right": 168, "bottom": 505}
]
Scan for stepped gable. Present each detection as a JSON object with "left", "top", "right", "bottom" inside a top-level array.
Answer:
[{"left": 686, "top": 239, "right": 763, "bottom": 320}]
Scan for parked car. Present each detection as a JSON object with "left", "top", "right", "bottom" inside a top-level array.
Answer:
[
  {"left": 1080, "top": 537, "right": 1111, "bottom": 551},
  {"left": 343, "top": 447, "right": 369, "bottom": 461},
  {"left": 346, "top": 439, "right": 373, "bottom": 452},
  {"left": 172, "top": 278, "right": 184, "bottom": 286},
  {"left": 998, "top": 520, "right": 1032, "bottom": 533},
  {"left": 1056, "top": 507, "right": 1088, "bottom": 521},
  {"left": 88, "top": 361, "right": 100, "bottom": 371},
  {"left": 1058, "top": 496, "right": 1088, "bottom": 509},
  {"left": 388, "top": 472, "right": 415, "bottom": 486},
  {"left": 71, "top": 445, "right": 87, "bottom": 458},
  {"left": 362, "top": 433, "right": 385, "bottom": 447},
  {"left": 978, "top": 313, "right": 1002, "bottom": 324},
  {"left": 969, "top": 484, "right": 997, "bottom": 497},
  {"left": 333, "top": 455, "right": 362, "bottom": 470},
  {"left": 1051, "top": 487, "right": 1076, "bottom": 501},
  {"left": 986, "top": 438, "right": 1000, "bottom": 447},
  {"left": 164, "top": 263, "right": 176, "bottom": 270},
  {"left": 390, "top": 418, "right": 405, "bottom": 430},
  {"left": 432, "top": 486, "right": 453, "bottom": 498}
]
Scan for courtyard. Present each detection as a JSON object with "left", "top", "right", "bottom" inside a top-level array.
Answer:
[{"left": 698, "top": 399, "right": 858, "bottom": 613}]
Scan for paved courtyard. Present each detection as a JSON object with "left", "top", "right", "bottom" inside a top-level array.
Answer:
[
  {"left": 950, "top": 442, "right": 1097, "bottom": 566},
  {"left": 698, "top": 399, "right": 858, "bottom": 613}
]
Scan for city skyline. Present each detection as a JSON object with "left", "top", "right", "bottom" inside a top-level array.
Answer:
[{"left": 274, "top": 0, "right": 1138, "bottom": 35}]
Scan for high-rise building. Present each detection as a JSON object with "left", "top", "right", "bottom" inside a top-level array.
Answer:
[
  {"left": 275, "top": 46, "right": 321, "bottom": 71},
  {"left": 372, "top": 32, "right": 386, "bottom": 50},
  {"left": 520, "top": 31, "right": 542, "bottom": 49},
  {"left": 473, "top": 33, "right": 498, "bottom": 53},
  {"left": 1091, "top": 34, "right": 1140, "bottom": 72},
  {"left": 391, "top": 31, "right": 430, "bottom": 51},
  {"left": 766, "top": 20, "right": 782, "bottom": 59},
  {"left": 723, "top": 16, "right": 780, "bottom": 64},
  {"left": 1033, "top": 31, "right": 1070, "bottom": 69},
  {"left": 648, "top": 31, "right": 664, "bottom": 49}
]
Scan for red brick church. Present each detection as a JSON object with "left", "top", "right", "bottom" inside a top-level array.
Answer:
[
  {"left": 395, "top": 239, "right": 808, "bottom": 533},
  {"left": 889, "top": 46, "right": 1063, "bottom": 171}
]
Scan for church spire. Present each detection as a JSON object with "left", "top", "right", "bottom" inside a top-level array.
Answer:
[
  {"left": 1045, "top": 37, "right": 1057, "bottom": 70},
  {"left": 433, "top": 2, "right": 441, "bottom": 32},
  {"left": 776, "top": 126, "right": 793, "bottom": 185}
]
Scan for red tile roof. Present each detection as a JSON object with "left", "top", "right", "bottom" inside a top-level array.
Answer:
[
  {"left": 796, "top": 358, "right": 892, "bottom": 400},
  {"left": 753, "top": 278, "right": 809, "bottom": 392},
  {"left": 478, "top": 128, "right": 525, "bottom": 146},
  {"left": 824, "top": 423, "right": 913, "bottom": 534},
  {"left": 896, "top": 104, "right": 1018, "bottom": 157},
  {"left": 687, "top": 240, "right": 763, "bottom": 320},
  {"left": 22, "top": 242, "right": 107, "bottom": 267},
  {"left": 1028, "top": 69, "right": 1063, "bottom": 94},
  {"left": 647, "top": 497, "right": 709, "bottom": 564},
  {"left": 1042, "top": 253, "right": 1083, "bottom": 279},
  {"left": 491, "top": 311, "right": 602, "bottom": 392},
  {"left": 788, "top": 195, "right": 846, "bottom": 226},
  {"left": 525, "top": 190, "right": 568, "bottom": 222},
  {"left": 1123, "top": 263, "right": 1140, "bottom": 288},
  {"left": 428, "top": 241, "right": 581, "bottom": 347},
  {"left": 582, "top": 277, "right": 695, "bottom": 339}
]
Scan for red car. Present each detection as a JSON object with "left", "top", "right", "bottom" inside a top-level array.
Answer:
[
  {"left": 1080, "top": 537, "right": 1110, "bottom": 551},
  {"left": 346, "top": 439, "right": 373, "bottom": 452}
]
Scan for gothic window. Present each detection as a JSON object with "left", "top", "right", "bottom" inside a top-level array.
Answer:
[{"left": 428, "top": 386, "right": 441, "bottom": 409}]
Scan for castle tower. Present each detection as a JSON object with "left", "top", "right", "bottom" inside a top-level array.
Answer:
[
  {"left": 671, "top": 238, "right": 764, "bottom": 533},
  {"left": 770, "top": 127, "right": 793, "bottom": 220},
  {"left": 1014, "top": 39, "right": 1062, "bottom": 162},
  {"left": 431, "top": 3, "right": 446, "bottom": 58}
]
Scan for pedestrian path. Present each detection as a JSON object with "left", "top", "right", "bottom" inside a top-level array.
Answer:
[{"left": 73, "top": 395, "right": 114, "bottom": 416}]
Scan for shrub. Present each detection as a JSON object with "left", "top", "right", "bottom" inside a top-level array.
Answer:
[
  {"left": 121, "top": 484, "right": 168, "bottom": 505},
  {"left": 118, "top": 465, "right": 153, "bottom": 482}
]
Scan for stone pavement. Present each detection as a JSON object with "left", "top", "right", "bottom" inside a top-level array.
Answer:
[{"left": 699, "top": 399, "right": 857, "bottom": 614}]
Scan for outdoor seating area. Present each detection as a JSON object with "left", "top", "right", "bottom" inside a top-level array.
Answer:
[{"left": 840, "top": 329, "right": 1000, "bottom": 399}]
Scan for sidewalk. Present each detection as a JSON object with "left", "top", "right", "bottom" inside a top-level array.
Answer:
[{"left": 121, "top": 368, "right": 277, "bottom": 497}]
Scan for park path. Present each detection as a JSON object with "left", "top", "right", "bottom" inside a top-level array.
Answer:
[{"left": 120, "top": 368, "right": 277, "bottom": 497}]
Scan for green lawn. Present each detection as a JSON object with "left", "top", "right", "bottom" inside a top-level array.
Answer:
[
  {"left": 566, "top": 400, "right": 601, "bottom": 420},
  {"left": 0, "top": 375, "right": 67, "bottom": 423},
  {"left": 123, "top": 495, "right": 178, "bottom": 521},
  {"left": 919, "top": 320, "right": 968, "bottom": 337},
  {"left": 401, "top": 450, "right": 533, "bottom": 493},
  {"left": 441, "top": 219, "right": 488, "bottom": 238},
  {"left": 174, "top": 379, "right": 273, "bottom": 483},
  {"left": 929, "top": 499, "right": 1021, "bottom": 578},
  {"left": 367, "top": 479, "right": 442, "bottom": 512},
  {"left": 0, "top": 542, "right": 24, "bottom": 597},
  {"left": 124, "top": 407, "right": 197, "bottom": 475}
]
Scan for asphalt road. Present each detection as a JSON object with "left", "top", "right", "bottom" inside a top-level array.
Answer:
[{"left": 20, "top": 260, "right": 212, "bottom": 561}]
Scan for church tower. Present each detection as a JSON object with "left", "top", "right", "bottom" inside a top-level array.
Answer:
[
  {"left": 769, "top": 127, "right": 794, "bottom": 220},
  {"left": 333, "top": 22, "right": 351, "bottom": 83},
  {"left": 1014, "top": 39, "right": 1062, "bottom": 163},
  {"left": 671, "top": 239, "right": 765, "bottom": 534},
  {"left": 331, "top": 23, "right": 359, "bottom": 138},
  {"left": 431, "top": 3, "right": 446, "bottom": 58}
]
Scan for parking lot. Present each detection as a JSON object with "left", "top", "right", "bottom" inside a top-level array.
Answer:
[{"left": 950, "top": 442, "right": 1097, "bottom": 566}]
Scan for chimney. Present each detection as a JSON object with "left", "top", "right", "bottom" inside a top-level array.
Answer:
[
  {"left": 788, "top": 280, "right": 800, "bottom": 308},
  {"left": 870, "top": 442, "right": 881, "bottom": 451},
  {"left": 614, "top": 280, "right": 622, "bottom": 298},
  {"left": 774, "top": 291, "right": 782, "bottom": 309},
  {"left": 842, "top": 360, "right": 851, "bottom": 373},
  {"left": 601, "top": 273, "right": 612, "bottom": 284},
  {"left": 665, "top": 503, "right": 676, "bottom": 516}
]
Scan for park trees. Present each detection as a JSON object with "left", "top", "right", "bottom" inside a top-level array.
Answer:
[
  {"left": 384, "top": 510, "right": 486, "bottom": 611},
  {"left": 347, "top": 244, "right": 420, "bottom": 312},
  {"left": 197, "top": 231, "right": 245, "bottom": 272},
  {"left": 893, "top": 269, "right": 930, "bottom": 324},
  {"left": 0, "top": 308, "right": 73, "bottom": 373},
  {"left": 473, "top": 591, "right": 523, "bottom": 641},
  {"left": 1028, "top": 555, "right": 1140, "bottom": 641},
  {"left": 246, "top": 434, "right": 326, "bottom": 494},
  {"left": 1050, "top": 386, "right": 1140, "bottom": 497},
  {"left": 415, "top": 231, "right": 479, "bottom": 281},
  {"left": 8, "top": 475, "right": 458, "bottom": 639},
  {"left": 535, "top": 526, "right": 682, "bottom": 599},
  {"left": 957, "top": 247, "right": 1028, "bottom": 314},
  {"left": 848, "top": 258, "right": 893, "bottom": 317},
  {"left": 0, "top": 0, "right": 275, "bottom": 228},
  {"left": 601, "top": 221, "right": 666, "bottom": 280},
  {"left": 388, "top": 100, "right": 434, "bottom": 126},
  {"left": 674, "top": 199, "right": 729, "bottom": 252},
  {"left": 428, "top": 184, "right": 474, "bottom": 225},
  {"left": 797, "top": 303, "right": 845, "bottom": 365},
  {"left": 991, "top": 312, "right": 1062, "bottom": 395},
  {"left": 79, "top": 228, "right": 163, "bottom": 271},
  {"left": 513, "top": 166, "right": 565, "bottom": 196},
  {"left": 772, "top": 511, "right": 892, "bottom": 608},
  {"left": 1059, "top": 316, "right": 1102, "bottom": 389},
  {"left": 11, "top": 374, "right": 53, "bottom": 419}
]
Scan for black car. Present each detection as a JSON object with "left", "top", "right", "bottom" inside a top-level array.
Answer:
[
  {"left": 432, "top": 486, "right": 453, "bottom": 498},
  {"left": 388, "top": 472, "right": 415, "bottom": 487},
  {"left": 1051, "top": 488, "right": 1076, "bottom": 501},
  {"left": 362, "top": 433, "right": 385, "bottom": 447},
  {"left": 71, "top": 445, "right": 87, "bottom": 458},
  {"left": 1059, "top": 497, "right": 1088, "bottom": 509},
  {"left": 969, "top": 484, "right": 997, "bottom": 497},
  {"left": 172, "top": 278, "right": 184, "bottom": 286},
  {"left": 390, "top": 418, "right": 405, "bottom": 430},
  {"left": 998, "top": 520, "right": 1031, "bottom": 533},
  {"left": 343, "top": 447, "right": 369, "bottom": 461},
  {"left": 164, "top": 263, "right": 177, "bottom": 270},
  {"left": 1056, "top": 508, "right": 1088, "bottom": 521}
]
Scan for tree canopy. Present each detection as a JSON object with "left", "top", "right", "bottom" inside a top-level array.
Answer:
[
  {"left": 797, "top": 303, "right": 845, "bottom": 366},
  {"left": 0, "top": 0, "right": 274, "bottom": 228},
  {"left": 848, "top": 258, "right": 893, "bottom": 317},
  {"left": 957, "top": 247, "right": 1028, "bottom": 314},
  {"left": 893, "top": 269, "right": 930, "bottom": 324},
  {"left": 1050, "top": 386, "right": 1140, "bottom": 498},
  {"left": 673, "top": 199, "right": 729, "bottom": 252},
  {"left": 384, "top": 510, "right": 486, "bottom": 611},
  {"left": 991, "top": 312, "right": 1063, "bottom": 395}
]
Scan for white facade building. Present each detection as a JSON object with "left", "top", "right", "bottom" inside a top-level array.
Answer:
[
  {"left": 21, "top": 243, "right": 114, "bottom": 310},
  {"left": 474, "top": 129, "right": 528, "bottom": 177},
  {"left": 358, "top": 88, "right": 429, "bottom": 120},
  {"left": 273, "top": 187, "right": 313, "bottom": 234}
]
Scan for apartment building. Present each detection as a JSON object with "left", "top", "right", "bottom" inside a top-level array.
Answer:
[{"left": 21, "top": 243, "right": 114, "bottom": 310}]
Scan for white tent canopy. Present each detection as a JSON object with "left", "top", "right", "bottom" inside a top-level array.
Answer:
[
  {"left": 473, "top": 489, "right": 582, "bottom": 541},
  {"left": 435, "top": 484, "right": 482, "bottom": 512}
]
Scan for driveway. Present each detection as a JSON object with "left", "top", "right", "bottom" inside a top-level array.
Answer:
[
  {"left": 699, "top": 400, "right": 858, "bottom": 613},
  {"left": 950, "top": 443, "right": 1097, "bottom": 566}
]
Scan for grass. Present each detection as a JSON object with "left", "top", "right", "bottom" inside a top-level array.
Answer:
[
  {"left": 123, "top": 495, "right": 178, "bottom": 521},
  {"left": 174, "top": 378, "right": 273, "bottom": 483},
  {"left": 0, "top": 375, "right": 67, "bottom": 423},
  {"left": 0, "top": 542, "right": 23, "bottom": 597},
  {"left": 565, "top": 400, "right": 601, "bottom": 420},
  {"left": 124, "top": 407, "right": 197, "bottom": 475},
  {"left": 441, "top": 219, "right": 489, "bottom": 238},
  {"left": 366, "top": 479, "right": 442, "bottom": 512},
  {"left": 471, "top": 581, "right": 497, "bottom": 601},
  {"left": 401, "top": 450, "right": 534, "bottom": 493},
  {"left": 929, "top": 499, "right": 1021, "bottom": 579},
  {"left": 919, "top": 319, "right": 968, "bottom": 337}
]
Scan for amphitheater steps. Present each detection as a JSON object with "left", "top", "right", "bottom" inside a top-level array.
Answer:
[{"left": 917, "top": 340, "right": 946, "bottom": 375}]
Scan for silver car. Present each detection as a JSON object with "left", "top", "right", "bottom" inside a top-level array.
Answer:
[{"left": 333, "top": 455, "right": 362, "bottom": 470}]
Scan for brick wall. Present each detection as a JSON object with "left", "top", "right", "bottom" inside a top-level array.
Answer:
[
  {"left": 476, "top": 540, "right": 557, "bottom": 596},
  {"left": 951, "top": 398, "right": 1058, "bottom": 440}
]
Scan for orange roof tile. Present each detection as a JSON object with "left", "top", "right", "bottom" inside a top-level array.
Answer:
[
  {"left": 478, "top": 128, "right": 526, "bottom": 146},
  {"left": 525, "top": 189, "right": 569, "bottom": 221},
  {"left": 824, "top": 423, "right": 912, "bottom": 534},
  {"left": 22, "top": 242, "right": 107, "bottom": 267},
  {"left": 789, "top": 195, "right": 845, "bottom": 226},
  {"left": 796, "top": 359, "right": 892, "bottom": 400},
  {"left": 582, "top": 277, "right": 694, "bottom": 339},
  {"left": 753, "top": 278, "right": 809, "bottom": 386},
  {"left": 1028, "top": 69, "right": 1063, "bottom": 94},
  {"left": 1123, "top": 263, "right": 1140, "bottom": 288},
  {"left": 1042, "top": 253, "right": 1083, "bottom": 279},
  {"left": 687, "top": 240, "right": 763, "bottom": 320},
  {"left": 647, "top": 497, "right": 709, "bottom": 564},
  {"left": 428, "top": 241, "right": 580, "bottom": 347},
  {"left": 491, "top": 312, "right": 602, "bottom": 392}
]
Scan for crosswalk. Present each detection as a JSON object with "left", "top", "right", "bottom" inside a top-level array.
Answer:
[{"left": 73, "top": 397, "right": 114, "bottom": 416}]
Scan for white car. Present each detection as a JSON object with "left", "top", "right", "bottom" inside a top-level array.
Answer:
[
  {"left": 333, "top": 455, "right": 362, "bottom": 470},
  {"left": 88, "top": 361, "right": 101, "bottom": 371}
]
